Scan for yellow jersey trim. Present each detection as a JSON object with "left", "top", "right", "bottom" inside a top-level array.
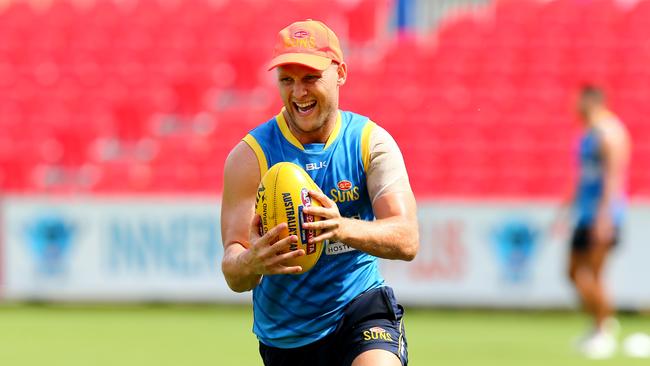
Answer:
[
  {"left": 276, "top": 109, "right": 343, "bottom": 151},
  {"left": 242, "top": 134, "right": 268, "bottom": 177},
  {"left": 360, "top": 120, "right": 376, "bottom": 173},
  {"left": 276, "top": 109, "right": 305, "bottom": 151},
  {"left": 324, "top": 111, "right": 342, "bottom": 149}
]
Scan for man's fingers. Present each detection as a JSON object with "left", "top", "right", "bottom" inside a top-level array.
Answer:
[
  {"left": 256, "top": 222, "right": 287, "bottom": 246},
  {"left": 302, "top": 219, "right": 336, "bottom": 231},
  {"left": 309, "top": 231, "right": 334, "bottom": 244},
  {"left": 302, "top": 206, "right": 334, "bottom": 219},
  {"left": 270, "top": 235, "right": 298, "bottom": 254},
  {"left": 271, "top": 248, "right": 305, "bottom": 265},
  {"left": 308, "top": 190, "right": 335, "bottom": 208},
  {"left": 264, "top": 249, "right": 305, "bottom": 275},
  {"left": 271, "top": 265, "right": 304, "bottom": 275}
]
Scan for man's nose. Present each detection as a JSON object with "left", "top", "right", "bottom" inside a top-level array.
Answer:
[{"left": 293, "top": 82, "right": 307, "bottom": 97}]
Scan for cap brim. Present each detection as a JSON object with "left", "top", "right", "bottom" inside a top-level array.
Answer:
[{"left": 267, "top": 53, "right": 332, "bottom": 71}]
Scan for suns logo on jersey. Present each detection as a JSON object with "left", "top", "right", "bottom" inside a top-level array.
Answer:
[
  {"left": 362, "top": 327, "right": 394, "bottom": 342},
  {"left": 330, "top": 180, "right": 360, "bottom": 203}
]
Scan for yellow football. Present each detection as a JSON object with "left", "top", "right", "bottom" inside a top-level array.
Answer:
[{"left": 254, "top": 162, "right": 325, "bottom": 274}]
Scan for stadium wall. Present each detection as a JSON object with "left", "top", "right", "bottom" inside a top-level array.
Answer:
[{"left": 1, "top": 197, "right": 649, "bottom": 310}]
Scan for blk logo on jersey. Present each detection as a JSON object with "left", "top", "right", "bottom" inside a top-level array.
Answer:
[{"left": 305, "top": 161, "right": 327, "bottom": 171}]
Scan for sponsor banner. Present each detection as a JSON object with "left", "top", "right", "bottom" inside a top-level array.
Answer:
[
  {"left": 0, "top": 196, "right": 248, "bottom": 302},
  {"left": 2, "top": 197, "right": 649, "bottom": 308},
  {"left": 381, "top": 202, "right": 650, "bottom": 309}
]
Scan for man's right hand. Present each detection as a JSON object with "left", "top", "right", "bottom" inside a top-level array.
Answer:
[
  {"left": 239, "top": 215, "right": 306, "bottom": 276},
  {"left": 221, "top": 141, "right": 306, "bottom": 292}
]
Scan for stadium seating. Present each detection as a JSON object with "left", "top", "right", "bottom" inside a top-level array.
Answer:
[{"left": 0, "top": 0, "right": 648, "bottom": 198}]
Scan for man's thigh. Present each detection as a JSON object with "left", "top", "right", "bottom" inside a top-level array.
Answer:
[{"left": 339, "top": 287, "right": 408, "bottom": 366}]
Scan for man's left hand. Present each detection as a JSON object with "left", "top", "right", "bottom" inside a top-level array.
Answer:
[{"left": 302, "top": 190, "right": 347, "bottom": 244}]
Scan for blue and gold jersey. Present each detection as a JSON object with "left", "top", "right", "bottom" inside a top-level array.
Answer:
[
  {"left": 575, "top": 127, "right": 625, "bottom": 227},
  {"left": 242, "top": 109, "right": 385, "bottom": 348}
]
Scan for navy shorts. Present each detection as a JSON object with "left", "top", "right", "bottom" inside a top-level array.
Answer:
[
  {"left": 258, "top": 286, "right": 408, "bottom": 366},
  {"left": 571, "top": 225, "right": 620, "bottom": 252}
]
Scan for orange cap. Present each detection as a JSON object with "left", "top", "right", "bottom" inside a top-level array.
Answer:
[{"left": 268, "top": 19, "right": 344, "bottom": 71}]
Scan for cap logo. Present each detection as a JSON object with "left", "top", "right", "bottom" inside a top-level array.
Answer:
[
  {"left": 284, "top": 34, "right": 317, "bottom": 49},
  {"left": 268, "top": 20, "right": 343, "bottom": 71}
]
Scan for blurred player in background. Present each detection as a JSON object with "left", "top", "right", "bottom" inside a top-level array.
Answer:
[
  {"left": 220, "top": 20, "right": 418, "bottom": 366},
  {"left": 556, "top": 85, "right": 631, "bottom": 359}
]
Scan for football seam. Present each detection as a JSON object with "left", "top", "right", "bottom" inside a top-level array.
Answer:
[{"left": 273, "top": 163, "right": 280, "bottom": 241}]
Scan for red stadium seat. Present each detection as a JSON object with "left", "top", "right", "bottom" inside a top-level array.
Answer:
[{"left": 1, "top": 0, "right": 648, "bottom": 199}]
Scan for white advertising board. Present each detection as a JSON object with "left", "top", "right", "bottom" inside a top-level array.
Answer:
[
  {"left": 381, "top": 201, "right": 650, "bottom": 309},
  {"left": 1, "top": 197, "right": 649, "bottom": 308},
  {"left": 0, "top": 196, "right": 247, "bottom": 302}
]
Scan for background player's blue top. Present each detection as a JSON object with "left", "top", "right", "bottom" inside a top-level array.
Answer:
[
  {"left": 575, "top": 127, "right": 625, "bottom": 227},
  {"left": 243, "top": 110, "right": 385, "bottom": 348}
]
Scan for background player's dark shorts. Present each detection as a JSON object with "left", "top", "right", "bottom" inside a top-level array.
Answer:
[
  {"left": 259, "top": 286, "right": 408, "bottom": 366},
  {"left": 571, "top": 225, "right": 620, "bottom": 252}
]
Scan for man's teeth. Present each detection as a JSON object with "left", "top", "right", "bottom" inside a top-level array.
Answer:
[{"left": 296, "top": 101, "right": 316, "bottom": 109}]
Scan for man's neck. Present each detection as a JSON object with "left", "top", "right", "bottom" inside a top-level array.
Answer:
[
  {"left": 284, "top": 110, "right": 338, "bottom": 146},
  {"left": 587, "top": 108, "right": 614, "bottom": 127}
]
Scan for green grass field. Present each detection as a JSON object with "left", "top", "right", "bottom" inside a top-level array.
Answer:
[{"left": 1, "top": 304, "right": 649, "bottom": 366}]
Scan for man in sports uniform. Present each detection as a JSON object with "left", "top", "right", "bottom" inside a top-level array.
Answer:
[
  {"left": 558, "top": 85, "right": 630, "bottom": 359},
  {"left": 220, "top": 20, "right": 418, "bottom": 366}
]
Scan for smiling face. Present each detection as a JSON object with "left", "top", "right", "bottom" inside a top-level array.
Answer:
[{"left": 276, "top": 62, "right": 347, "bottom": 143}]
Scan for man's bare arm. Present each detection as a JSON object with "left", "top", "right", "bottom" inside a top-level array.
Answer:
[
  {"left": 220, "top": 142, "right": 304, "bottom": 292},
  {"left": 592, "top": 123, "right": 630, "bottom": 245},
  {"left": 304, "top": 190, "right": 418, "bottom": 260},
  {"left": 302, "top": 125, "right": 419, "bottom": 261}
]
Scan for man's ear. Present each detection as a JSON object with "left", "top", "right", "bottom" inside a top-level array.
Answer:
[{"left": 337, "top": 62, "right": 347, "bottom": 86}]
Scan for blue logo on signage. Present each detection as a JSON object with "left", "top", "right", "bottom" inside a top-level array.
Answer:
[
  {"left": 25, "top": 214, "right": 76, "bottom": 276},
  {"left": 491, "top": 218, "right": 539, "bottom": 283}
]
